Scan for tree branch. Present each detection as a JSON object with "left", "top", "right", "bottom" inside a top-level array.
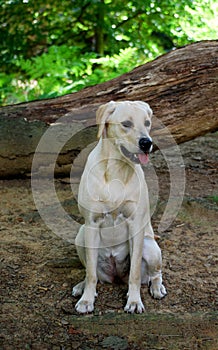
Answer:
[{"left": 0, "top": 40, "right": 217, "bottom": 178}]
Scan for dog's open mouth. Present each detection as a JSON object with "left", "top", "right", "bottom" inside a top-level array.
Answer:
[{"left": 120, "top": 145, "right": 149, "bottom": 165}]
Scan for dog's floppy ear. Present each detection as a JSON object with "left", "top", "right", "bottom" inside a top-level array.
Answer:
[{"left": 96, "top": 101, "right": 116, "bottom": 139}]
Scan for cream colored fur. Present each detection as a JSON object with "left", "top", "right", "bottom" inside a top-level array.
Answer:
[{"left": 72, "top": 101, "right": 166, "bottom": 313}]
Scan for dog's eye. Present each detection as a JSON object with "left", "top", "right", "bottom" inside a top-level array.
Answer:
[
  {"left": 144, "top": 120, "right": 151, "bottom": 127},
  {"left": 121, "top": 120, "right": 133, "bottom": 128}
]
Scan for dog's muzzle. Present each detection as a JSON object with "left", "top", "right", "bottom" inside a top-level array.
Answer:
[
  {"left": 139, "top": 137, "right": 153, "bottom": 153},
  {"left": 120, "top": 137, "right": 153, "bottom": 166}
]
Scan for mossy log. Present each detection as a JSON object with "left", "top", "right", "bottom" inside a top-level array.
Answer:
[{"left": 0, "top": 40, "right": 217, "bottom": 178}]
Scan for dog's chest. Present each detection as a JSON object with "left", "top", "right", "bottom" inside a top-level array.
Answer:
[
  {"left": 97, "top": 176, "right": 142, "bottom": 210},
  {"left": 97, "top": 179, "right": 127, "bottom": 204},
  {"left": 102, "top": 210, "right": 125, "bottom": 226},
  {"left": 99, "top": 211, "right": 129, "bottom": 246}
]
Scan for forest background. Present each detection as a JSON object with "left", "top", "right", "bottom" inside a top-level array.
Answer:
[{"left": 0, "top": 0, "right": 217, "bottom": 106}]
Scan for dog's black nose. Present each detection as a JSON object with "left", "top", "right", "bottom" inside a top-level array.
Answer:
[{"left": 139, "top": 137, "right": 152, "bottom": 153}]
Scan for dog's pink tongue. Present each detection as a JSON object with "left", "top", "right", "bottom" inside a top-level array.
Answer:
[{"left": 138, "top": 153, "right": 149, "bottom": 165}]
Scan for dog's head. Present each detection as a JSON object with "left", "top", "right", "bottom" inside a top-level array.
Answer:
[{"left": 96, "top": 100, "right": 153, "bottom": 165}]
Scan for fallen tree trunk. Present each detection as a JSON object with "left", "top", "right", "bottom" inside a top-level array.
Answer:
[{"left": 0, "top": 40, "right": 217, "bottom": 178}]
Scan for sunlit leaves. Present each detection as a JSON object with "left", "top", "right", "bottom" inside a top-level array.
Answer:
[
  {"left": 0, "top": 46, "right": 144, "bottom": 105},
  {"left": 0, "top": 0, "right": 217, "bottom": 105}
]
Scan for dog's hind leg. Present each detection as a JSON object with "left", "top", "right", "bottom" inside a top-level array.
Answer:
[
  {"left": 142, "top": 236, "right": 167, "bottom": 299},
  {"left": 72, "top": 280, "right": 85, "bottom": 297},
  {"left": 74, "top": 225, "right": 86, "bottom": 266}
]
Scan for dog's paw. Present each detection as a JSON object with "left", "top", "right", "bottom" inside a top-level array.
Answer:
[
  {"left": 150, "top": 283, "right": 167, "bottom": 299},
  {"left": 124, "top": 298, "right": 145, "bottom": 314},
  {"left": 72, "top": 281, "right": 85, "bottom": 297},
  {"left": 75, "top": 298, "right": 94, "bottom": 313}
]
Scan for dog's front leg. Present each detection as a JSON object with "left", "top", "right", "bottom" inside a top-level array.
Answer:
[
  {"left": 124, "top": 222, "right": 145, "bottom": 313},
  {"left": 75, "top": 224, "right": 100, "bottom": 313}
]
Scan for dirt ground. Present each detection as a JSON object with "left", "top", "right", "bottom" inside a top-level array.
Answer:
[{"left": 0, "top": 133, "right": 217, "bottom": 350}]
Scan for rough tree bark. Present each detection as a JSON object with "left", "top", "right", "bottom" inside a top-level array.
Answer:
[{"left": 0, "top": 40, "right": 217, "bottom": 178}]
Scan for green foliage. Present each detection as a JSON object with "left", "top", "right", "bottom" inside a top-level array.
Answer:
[
  {"left": 0, "top": 45, "right": 143, "bottom": 105},
  {"left": 0, "top": 0, "right": 217, "bottom": 105},
  {"left": 15, "top": 45, "right": 97, "bottom": 98},
  {"left": 208, "top": 195, "right": 218, "bottom": 204}
]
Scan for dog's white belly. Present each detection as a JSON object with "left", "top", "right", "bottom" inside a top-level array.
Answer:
[
  {"left": 97, "top": 212, "right": 130, "bottom": 283},
  {"left": 98, "top": 243, "right": 130, "bottom": 283}
]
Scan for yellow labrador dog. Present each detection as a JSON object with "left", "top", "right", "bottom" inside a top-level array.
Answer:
[{"left": 72, "top": 100, "right": 166, "bottom": 313}]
